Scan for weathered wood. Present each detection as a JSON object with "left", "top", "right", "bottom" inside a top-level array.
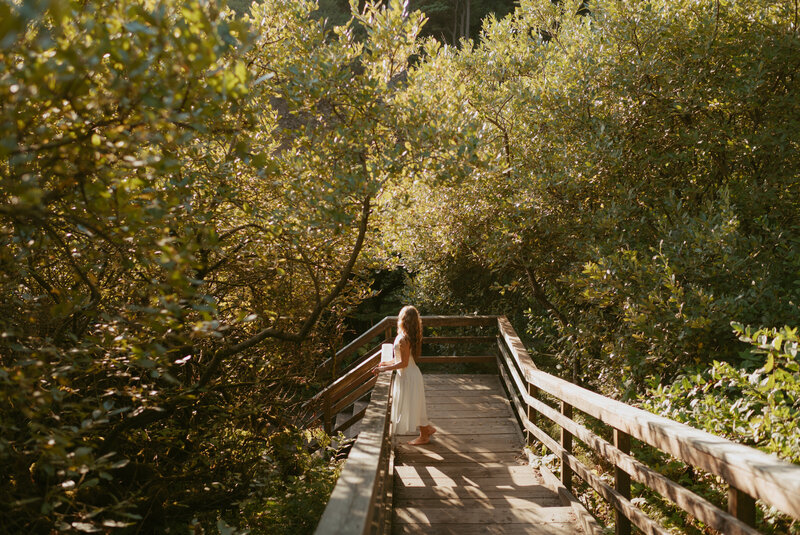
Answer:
[
  {"left": 416, "top": 355, "right": 496, "bottom": 364},
  {"left": 395, "top": 451, "right": 523, "bottom": 465},
  {"left": 527, "top": 382, "right": 536, "bottom": 448},
  {"left": 392, "top": 373, "right": 582, "bottom": 535},
  {"left": 395, "top": 464, "right": 542, "bottom": 483},
  {"left": 496, "top": 316, "right": 800, "bottom": 521},
  {"left": 422, "top": 336, "right": 497, "bottom": 344},
  {"left": 323, "top": 391, "right": 332, "bottom": 435},
  {"left": 531, "top": 450, "right": 605, "bottom": 535},
  {"left": 522, "top": 383, "right": 760, "bottom": 535},
  {"left": 614, "top": 429, "right": 631, "bottom": 535},
  {"left": 560, "top": 402, "right": 573, "bottom": 492},
  {"left": 393, "top": 504, "right": 577, "bottom": 525},
  {"left": 398, "top": 495, "right": 563, "bottom": 508},
  {"left": 425, "top": 393, "right": 511, "bottom": 403},
  {"left": 424, "top": 382, "right": 496, "bottom": 391},
  {"left": 383, "top": 437, "right": 395, "bottom": 535},
  {"left": 315, "top": 372, "right": 393, "bottom": 535},
  {"left": 392, "top": 523, "right": 578, "bottom": 534},
  {"left": 330, "top": 352, "right": 380, "bottom": 398},
  {"left": 522, "top": 416, "right": 669, "bottom": 535},
  {"left": 331, "top": 375, "right": 378, "bottom": 415},
  {"left": 424, "top": 374, "right": 501, "bottom": 384},
  {"left": 333, "top": 402, "right": 369, "bottom": 435},
  {"left": 336, "top": 318, "right": 392, "bottom": 363},
  {"left": 729, "top": 486, "right": 757, "bottom": 528},
  {"left": 393, "top": 484, "right": 552, "bottom": 500},
  {"left": 419, "top": 315, "right": 500, "bottom": 327}
]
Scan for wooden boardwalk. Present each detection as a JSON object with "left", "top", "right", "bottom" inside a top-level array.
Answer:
[{"left": 392, "top": 374, "right": 582, "bottom": 535}]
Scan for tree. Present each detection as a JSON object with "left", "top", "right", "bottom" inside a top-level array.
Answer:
[
  {"left": 0, "top": 0, "right": 425, "bottom": 531},
  {"left": 387, "top": 0, "right": 800, "bottom": 392}
]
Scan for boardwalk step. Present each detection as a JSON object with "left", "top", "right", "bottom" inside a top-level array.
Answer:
[
  {"left": 392, "top": 374, "right": 583, "bottom": 535},
  {"left": 334, "top": 407, "right": 352, "bottom": 432},
  {"left": 392, "top": 521, "right": 579, "bottom": 534},
  {"left": 393, "top": 503, "right": 577, "bottom": 524}
]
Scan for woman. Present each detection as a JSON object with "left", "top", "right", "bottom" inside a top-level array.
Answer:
[{"left": 373, "top": 305, "right": 436, "bottom": 445}]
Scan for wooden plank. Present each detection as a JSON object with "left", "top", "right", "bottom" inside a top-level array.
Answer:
[
  {"left": 398, "top": 496, "right": 563, "bottom": 508},
  {"left": 395, "top": 451, "right": 523, "bottom": 465},
  {"left": 394, "top": 460, "right": 527, "bottom": 470},
  {"left": 417, "top": 355, "right": 496, "bottom": 364},
  {"left": 391, "top": 372, "right": 585, "bottom": 535},
  {"left": 331, "top": 375, "right": 377, "bottom": 415},
  {"left": 419, "top": 315, "right": 500, "bottom": 327},
  {"left": 560, "top": 402, "right": 573, "bottom": 492},
  {"left": 392, "top": 522, "right": 578, "bottom": 535},
  {"left": 525, "top": 388, "right": 760, "bottom": 535},
  {"left": 333, "top": 403, "right": 368, "bottom": 435},
  {"left": 425, "top": 392, "right": 510, "bottom": 400},
  {"left": 426, "top": 413, "right": 510, "bottom": 422},
  {"left": 420, "top": 425, "right": 520, "bottom": 436},
  {"left": 729, "top": 486, "right": 756, "bottom": 528},
  {"left": 423, "top": 383, "right": 497, "bottom": 392},
  {"left": 520, "top": 412, "right": 669, "bottom": 535},
  {"left": 393, "top": 504, "right": 577, "bottom": 524},
  {"left": 395, "top": 433, "right": 524, "bottom": 454},
  {"left": 425, "top": 398, "right": 510, "bottom": 407},
  {"left": 497, "top": 316, "right": 800, "bottom": 521},
  {"left": 315, "top": 372, "right": 393, "bottom": 535},
  {"left": 422, "top": 417, "right": 517, "bottom": 431},
  {"left": 395, "top": 464, "right": 542, "bottom": 482},
  {"left": 533, "top": 451, "right": 605, "bottom": 535},
  {"left": 422, "top": 336, "right": 497, "bottom": 344},
  {"left": 330, "top": 354, "right": 380, "bottom": 398},
  {"left": 334, "top": 317, "right": 391, "bottom": 362},
  {"left": 392, "top": 484, "right": 553, "bottom": 500},
  {"left": 614, "top": 429, "right": 632, "bottom": 535},
  {"left": 423, "top": 374, "right": 500, "bottom": 383}
]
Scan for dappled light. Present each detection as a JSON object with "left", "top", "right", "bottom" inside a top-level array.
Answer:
[{"left": 2, "top": 0, "right": 798, "bottom": 532}]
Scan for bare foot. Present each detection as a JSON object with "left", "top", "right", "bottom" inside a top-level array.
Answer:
[
  {"left": 408, "top": 425, "right": 436, "bottom": 445},
  {"left": 421, "top": 425, "right": 436, "bottom": 437}
]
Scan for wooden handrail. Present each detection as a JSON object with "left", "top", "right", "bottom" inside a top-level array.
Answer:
[
  {"left": 306, "top": 315, "right": 500, "bottom": 435},
  {"left": 315, "top": 371, "right": 394, "bottom": 535},
  {"left": 317, "top": 315, "right": 500, "bottom": 375},
  {"left": 313, "top": 314, "right": 500, "bottom": 534},
  {"left": 495, "top": 316, "right": 800, "bottom": 533}
]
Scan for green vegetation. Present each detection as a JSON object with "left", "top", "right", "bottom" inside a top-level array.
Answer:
[{"left": 1, "top": 0, "right": 798, "bottom": 532}]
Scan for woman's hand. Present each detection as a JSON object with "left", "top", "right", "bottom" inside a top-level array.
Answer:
[{"left": 372, "top": 364, "right": 382, "bottom": 376}]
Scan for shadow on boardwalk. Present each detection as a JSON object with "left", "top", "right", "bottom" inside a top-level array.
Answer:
[{"left": 392, "top": 374, "right": 581, "bottom": 535}]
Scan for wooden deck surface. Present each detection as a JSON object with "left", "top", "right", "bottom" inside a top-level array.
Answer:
[{"left": 392, "top": 374, "right": 582, "bottom": 535}]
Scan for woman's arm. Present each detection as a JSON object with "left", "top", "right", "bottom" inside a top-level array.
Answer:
[{"left": 374, "top": 337, "right": 410, "bottom": 373}]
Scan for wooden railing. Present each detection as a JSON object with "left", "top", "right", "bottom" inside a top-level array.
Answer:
[
  {"left": 495, "top": 316, "right": 800, "bottom": 535},
  {"left": 305, "top": 315, "right": 498, "bottom": 436},
  {"left": 313, "top": 315, "right": 498, "bottom": 535},
  {"left": 312, "top": 315, "right": 800, "bottom": 534},
  {"left": 315, "top": 371, "right": 395, "bottom": 535}
]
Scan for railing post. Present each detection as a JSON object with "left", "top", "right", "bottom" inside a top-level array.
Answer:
[
  {"left": 614, "top": 429, "right": 631, "bottom": 535},
  {"left": 526, "top": 382, "right": 538, "bottom": 447},
  {"left": 560, "top": 401, "right": 573, "bottom": 492},
  {"left": 384, "top": 324, "right": 392, "bottom": 343},
  {"left": 729, "top": 486, "right": 756, "bottom": 527},
  {"left": 323, "top": 391, "right": 332, "bottom": 436}
]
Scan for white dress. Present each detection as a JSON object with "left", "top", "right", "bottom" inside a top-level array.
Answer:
[{"left": 390, "top": 336, "right": 430, "bottom": 435}]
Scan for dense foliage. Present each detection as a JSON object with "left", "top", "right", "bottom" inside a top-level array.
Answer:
[
  {"left": 387, "top": 0, "right": 800, "bottom": 394},
  {"left": 2, "top": 0, "right": 798, "bottom": 532},
  {"left": 1, "top": 0, "right": 423, "bottom": 531},
  {"left": 640, "top": 324, "right": 800, "bottom": 533},
  {"left": 383, "top": 0, "right": 799, "bottom": 530}
]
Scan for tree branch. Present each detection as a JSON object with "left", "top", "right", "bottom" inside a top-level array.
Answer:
[{"left": 197, "top": 196, "right": 372, "bottom": 387}]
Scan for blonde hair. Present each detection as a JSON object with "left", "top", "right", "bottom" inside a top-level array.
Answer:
[{"left": 398, "top": 305, "right": 422, "bottom": 359}]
